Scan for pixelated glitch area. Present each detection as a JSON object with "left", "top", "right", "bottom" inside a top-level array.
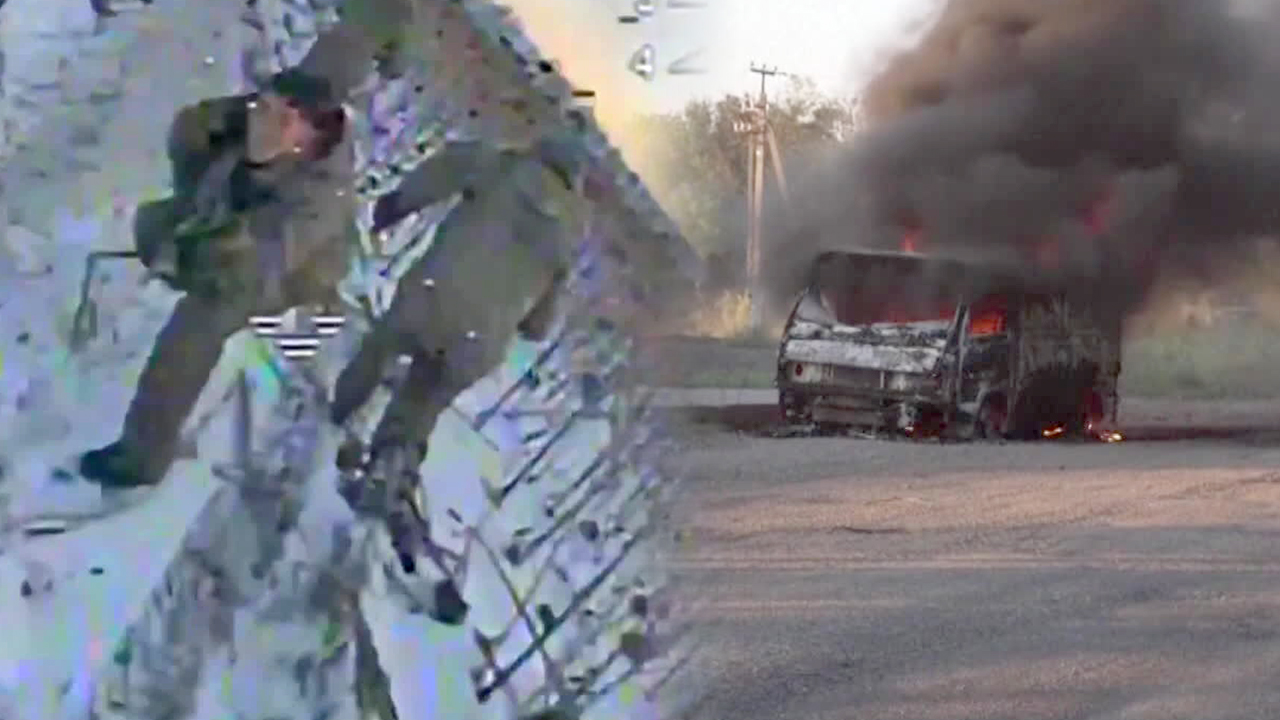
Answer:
[{"left": 0, "top": 0, "right": 699, "bottom": 717}]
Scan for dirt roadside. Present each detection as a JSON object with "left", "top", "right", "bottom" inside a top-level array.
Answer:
[{"left": 665, "top": 398, "right": 1280, "bottom": 720}]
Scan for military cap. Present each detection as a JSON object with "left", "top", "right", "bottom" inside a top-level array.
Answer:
[{"left": 268, "top": 68, "right": 339, "bottom": 115}]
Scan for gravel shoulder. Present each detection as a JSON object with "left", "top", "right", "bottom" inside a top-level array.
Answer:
[{"left": 668, "top": 399, "right": 1280, "bottom": 720}]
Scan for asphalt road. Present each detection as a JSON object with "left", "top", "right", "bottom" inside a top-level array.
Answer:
[{"left": 667, "top": 397, "right": 1280, "bottom": 720}]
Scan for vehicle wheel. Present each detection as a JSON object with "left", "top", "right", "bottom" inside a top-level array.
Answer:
[
  {"left": 1065, "top": 412, "right": 1090, "bottom": 438},
  {"left": 807, "top": 421, "right": 838, "bottom": 436},
  {"left": 1079, "top": 391, "right": 1105, "bottom": 437},
  {"left": 975, "top": 395, "right": 1006, "bottom": 440},
  {"left": 914, "top": 408, "right": 947, "bottom": 439}
]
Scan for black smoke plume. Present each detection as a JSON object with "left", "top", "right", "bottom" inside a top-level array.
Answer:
[{"left": 764, "top": 0, "right": 1280, "bottom": 319}]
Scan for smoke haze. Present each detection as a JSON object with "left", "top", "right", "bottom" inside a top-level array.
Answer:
[{"left": 764, "top": 0, "right": 1280, "bottom": 319}]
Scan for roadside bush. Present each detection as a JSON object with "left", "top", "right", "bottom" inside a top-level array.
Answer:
[
  {"left": 682, "top": 290, "right": 752, "bottom": 338},
  {"left": 1121, "top": 319, "right": 1280, "bottom": 398},
  {"left": 638, "top": 335, "right": 777, "bottom": 389}
]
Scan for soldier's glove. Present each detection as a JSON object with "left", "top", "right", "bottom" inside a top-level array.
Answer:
[{"left": 371, "top": 191, "right": 404, "bottom": 234}]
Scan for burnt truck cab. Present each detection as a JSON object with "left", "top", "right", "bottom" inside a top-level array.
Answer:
[{"left": 776, "top": 249, "right": 1122, "bottom": 439}]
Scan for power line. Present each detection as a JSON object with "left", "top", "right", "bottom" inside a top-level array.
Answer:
[{"left": 745, "top": 63, "right": 785, "bottom": 332}]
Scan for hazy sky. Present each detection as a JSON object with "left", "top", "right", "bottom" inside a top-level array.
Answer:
[
  {"left": 499, "top": 0, "right": 942, "bottom": 172},
  {"left": 666, "top": 0, "right": 942, "bottom": 108},
  {"left": 508, "top": 0, "right": 943, "bottom": 113}
]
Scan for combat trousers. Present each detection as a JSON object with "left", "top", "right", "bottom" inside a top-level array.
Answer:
[
  {"left": 118, "top": 294, "right": 259, "bottom": 483},
  {"left": 330, "top": 248, "right": 565, "bottom": 472},
  {"left": 123, "top": 190, "right": 348, "bottom": 482}
]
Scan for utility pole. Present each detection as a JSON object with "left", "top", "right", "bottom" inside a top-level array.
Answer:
[{"left": 746, "top": 63, "right": 781, "bottom": 333}]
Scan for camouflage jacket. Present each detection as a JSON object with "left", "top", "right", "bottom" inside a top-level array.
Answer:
[{"left": 161, "top": 94, "right": 358, "bottom": 306}]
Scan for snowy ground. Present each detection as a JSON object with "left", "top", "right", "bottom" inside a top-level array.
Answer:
[
  {"left": 0, "top": 209, "right": 678, "bottom": 720},
  {"left": 0, "top": 0, "right": 685, "bottom": 717}
]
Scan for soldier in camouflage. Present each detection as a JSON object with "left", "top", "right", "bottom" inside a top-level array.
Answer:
[
  {"left": 79, "top": 68, "right": 359, "bottom": 488},
  {"left": 329, "top": 129, "right": 591, "bottom": 476}
]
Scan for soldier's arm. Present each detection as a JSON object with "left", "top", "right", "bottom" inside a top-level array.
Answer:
[
  {"left": 294, "top": 0, "right": 414, "bottom": 99},
  {"left": 371, "top": 142, "right": 487, "bottom": 232}
]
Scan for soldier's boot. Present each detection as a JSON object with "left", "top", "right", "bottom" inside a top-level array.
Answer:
[
  {"left": 334, "top": 440, "right": 367, "bottom": 473},
  {"left": 79, "top": 440, "right": 152, "bottom": 488},
  {"left": 81, "top": 295, "right": 243, "bottom": 488}
]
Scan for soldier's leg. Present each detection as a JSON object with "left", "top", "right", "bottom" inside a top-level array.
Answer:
[
  {"left": 331, "top": 320, "right": 401, "bottom": 428},
  {"left": 360, "top": 240, "right": 538, "bottom": 469},
  {"left": 80, "top": 295, "right": 248, "bottom": 486},
  {"left": 369, "top": 330, "right": 508, "bottom": 472},
  {"left": 366, "top": 349, "right": 444, "bottom": 468}
]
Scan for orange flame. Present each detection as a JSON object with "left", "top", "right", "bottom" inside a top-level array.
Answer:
[
  {"left": 902, "top": 226, "right": 921, "bottom": 253},
  {"left": 969, "top": 295, "right": 1008, "bottom": 336}
]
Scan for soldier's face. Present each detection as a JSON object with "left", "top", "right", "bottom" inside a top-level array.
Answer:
[{"left": 247, "top": 92, "right": 320, "bottom": 163}]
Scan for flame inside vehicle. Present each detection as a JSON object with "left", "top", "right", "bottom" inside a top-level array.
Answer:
[
  {"left": 902, "top": 229, "right": 920, "bottom": 253},
  {"left": 900, "top": 219, "right": 922, "bottom": 253},
  {"left": 1086, "top": 418, "right": 1125, "bottom": 443},
  {"left": 777, "top": 249, "right": 1122, "bottom": 443},
  {"left": 969, "top": 295, "right": 1008, "bottom": 336}
]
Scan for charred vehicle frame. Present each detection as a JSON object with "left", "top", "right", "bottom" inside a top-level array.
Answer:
[{"left": 776, "top": 249, "right": 1122, "bottom": 440}]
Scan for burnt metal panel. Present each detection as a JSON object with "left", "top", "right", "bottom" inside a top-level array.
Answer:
[{"left": 782, "top": 338, "right": 942, "bottom": 374}]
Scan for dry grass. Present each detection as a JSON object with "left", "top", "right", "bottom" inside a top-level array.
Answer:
[
  {"left": 682, "top": 291, "right": 753, "bottom": 339},
  {"left": 640, "top": 290, "right": 787, "bottom": 388},
  {"left": 1121, "top": 318, "right": 1280, "bottom": 399},
  {"left": 638, "top": 335, "right": 778, "bottom": 389}
]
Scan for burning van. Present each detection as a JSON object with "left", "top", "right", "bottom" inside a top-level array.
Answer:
[{"left": 776, "top": 249, "right": 1122, "bottom": 440}]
